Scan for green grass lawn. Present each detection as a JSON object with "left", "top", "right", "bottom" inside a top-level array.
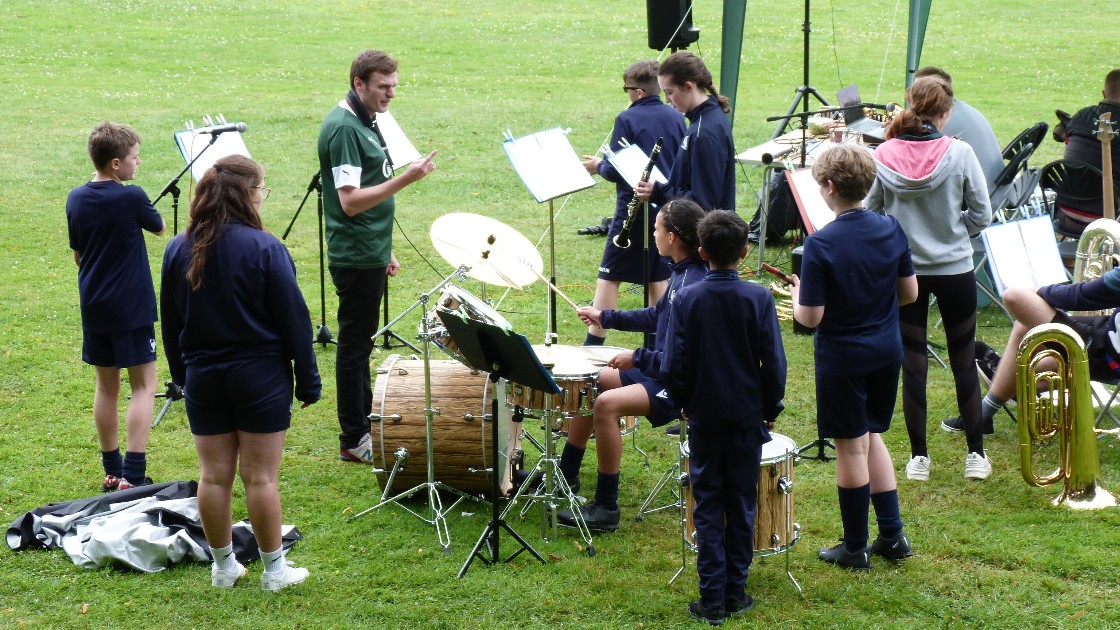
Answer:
[{"left": 2, "top": 0, "right": 1119, "bottom": 627}]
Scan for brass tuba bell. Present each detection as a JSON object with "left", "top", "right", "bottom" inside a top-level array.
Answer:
[{"left": 1016, "top": 323, "right": 1116, "bottom": 508}]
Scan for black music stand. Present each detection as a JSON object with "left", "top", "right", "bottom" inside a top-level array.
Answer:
[
  {"left": 438, "top": 312, "right": 557, "bottom": 577},
  {"left": 281, "top": 173, "right": 336, "bottom": 347}
]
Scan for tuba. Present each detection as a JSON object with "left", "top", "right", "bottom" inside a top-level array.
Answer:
[
  {"left": 1016, "top": 323, "right": 1117, "bottom": 508},
  {"left": 1071, "top": 217, "right": 1120, "bottom": 311}
]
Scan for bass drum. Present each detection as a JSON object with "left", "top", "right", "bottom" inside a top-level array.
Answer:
[{"left": 370, "top": 355, "right": 520, "bottom": 496}]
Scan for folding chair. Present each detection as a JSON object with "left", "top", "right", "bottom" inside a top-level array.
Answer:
[{"left": 1038, "top": 159, "right": 1109, "bottom": 273}]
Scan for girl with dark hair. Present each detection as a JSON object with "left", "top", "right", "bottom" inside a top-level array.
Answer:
[
  {"left": 558, "top": 199, "right": 709, "bottom": 532},
  {"left": 866, "top": 77, "right": 993, "bottom": 482},
  {"left": 161, "top": 155, "right": 321, "bottom": 591},
  {"left": 635, "top": 51, "right": 736, "bottom": 212}
]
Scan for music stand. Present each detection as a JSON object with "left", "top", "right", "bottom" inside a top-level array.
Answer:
[{"left": 438, "top": 311, "right": 557, "bottom": 577}]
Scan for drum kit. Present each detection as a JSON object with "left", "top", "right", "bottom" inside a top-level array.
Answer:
[{"left": 349, "top": 213, "right": 802, "bottom": 586}]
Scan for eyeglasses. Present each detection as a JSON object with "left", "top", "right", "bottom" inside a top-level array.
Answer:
[
  {"left": 622, "top": 86, "right": 641, "bottom": 93},
  {"left": 254, "top": 186, "right": 271, "bottom": 200}
]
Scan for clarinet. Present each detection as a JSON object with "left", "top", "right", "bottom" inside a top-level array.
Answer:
[{"left": 613, "top": 137, "right": 664, "bottom": 249}]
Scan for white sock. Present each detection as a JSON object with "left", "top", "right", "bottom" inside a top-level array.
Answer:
[
  {"left": 211, "top": 543, "right": 237, "bottom": 570},
  {"left": 261, "top": 547, "right": 286, "bottom": 574}
]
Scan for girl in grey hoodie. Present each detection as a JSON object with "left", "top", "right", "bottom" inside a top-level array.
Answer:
[{"left": 865, "top": 76, "right": 993, "bottom": 481}]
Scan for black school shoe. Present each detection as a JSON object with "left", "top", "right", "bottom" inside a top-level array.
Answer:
[
  {"left": 818, "top": 541, "right": 871, "bottom": 571},
  {"left": 724, "top": 594, "right": 755, "bottom": 616},
  {"left": 870, "top": 532, "right": 913, "bottom": 561},
  {"left": 687, "top": 600, "right": 725, "bottom": 626},
  {"left": 940, "top": 415, "right": 994, "bottom": 435},
  {"left": 556, "top": 500, "right": 620, "bottom": 532}
]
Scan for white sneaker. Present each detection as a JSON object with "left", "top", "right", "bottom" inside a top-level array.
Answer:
[
  {"left": 340, "top": 432, "right": 374, "bottom": 464},
  {"left": 964, "top": 451, "right": 992, "bottom": 480},
  {"left": 905, "top": 456, "right": 931, "bottom": 481},
  {"left": 261, "top": 561, "right": 309, "bottom": 593},
  {"left": 211, "top": 560, "right": 247, "bottom": 588}
]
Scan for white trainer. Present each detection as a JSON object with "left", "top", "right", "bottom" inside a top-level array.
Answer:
[
  {"left": 905, "top": 456, "right": 931, "bottom": 481},
  {"left": 340, "top": 432, "right": 374, "bottom": 464},
  {"left": 211, "top": 560, "right": 247, "bottom": 588},
  {"left": 261, "top": 562, "right": 309, "bottom": 593},
  {"left": 964, "top": 451, "right": 993, "bottom": 480}
]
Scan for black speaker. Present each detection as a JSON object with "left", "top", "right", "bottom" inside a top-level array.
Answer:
[
  {"left": 790, "top": 245, "right": 815, "bottom": 336},
  {"left": 646, "top": 0, "right": 700, "bottom": 51}
]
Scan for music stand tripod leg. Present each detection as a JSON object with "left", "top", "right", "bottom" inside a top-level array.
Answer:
[{"left": 459, "top": 375, "right": 545, "bottom": 577}]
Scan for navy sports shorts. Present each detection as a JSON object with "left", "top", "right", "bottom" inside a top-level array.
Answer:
[
  {"left": 815, "top": 363, "right": 901, "bottom": 439},
  {"left": 618, "top": 367, "right": 680, "bottom": 427},
  {"left": 82, "top": 324, "right": 157, "bottom": 368},
  {"left": 185, "top": 356, "right": 294, "bottom": 435}
]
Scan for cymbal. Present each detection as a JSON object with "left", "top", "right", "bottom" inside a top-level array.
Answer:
[{"left": 430, "top": 213, "right": 543, "bottom": 289}]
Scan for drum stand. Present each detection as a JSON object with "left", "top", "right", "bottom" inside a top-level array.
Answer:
[
  {"left": 502, "top": 397, "right": 596, "bottom": 556},
  {"left": 349, "top": 267, "right": 478, "bottom": 554},
  {"left": 634, "top": 419, "right": 692, "bottom": 583}
]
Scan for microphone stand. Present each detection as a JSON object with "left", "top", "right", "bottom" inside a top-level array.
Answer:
[
  {"left": 770, "top": 0, "right": 829, "bottom": 141},
  {"left": 282, "top": 172, "right": 336, "bottom": 347},
  {"left": 153, "top": 132, "right": 222, "bottom": 235}
]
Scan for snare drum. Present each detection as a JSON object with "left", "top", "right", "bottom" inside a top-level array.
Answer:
[
  {"left": 683, "top": 433, "right": 798, "bottom": 553},
  {"left": 423, "top": 285, "right": 511, "bottom": 363},
  {"left": 370, "top": 355, "right": 521, "bottom": 496},
  {"left": 507, "top": 344, "right": 601, "bottom": 417}
]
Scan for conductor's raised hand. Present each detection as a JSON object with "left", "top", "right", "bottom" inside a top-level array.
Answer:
[
  {"left": 576, "top": 306, "right": 601, "bottom": 328},
  {"left": 402, "top": 150, "right": 438, "bottom": 184}
]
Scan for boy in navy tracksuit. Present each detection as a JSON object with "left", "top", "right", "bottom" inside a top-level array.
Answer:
[{"left": 661, "top": 210, "right": 787, "bottom": 625}]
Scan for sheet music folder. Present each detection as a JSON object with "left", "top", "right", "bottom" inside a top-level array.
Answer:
[
  {"left": 436, "top": 311, "right": 560, "bottom": 395},
  {"left": 174, "top": 130, "right": 251, "bottom": 181},
  {"left": 980, "top": 216, "right": 1068, "bottom": 296},
  {"left": 376, "top": 110, "right": 422, "bottom": 170},
  {"left": 503, "top": 128, "right": 595, "bottom": 203}
]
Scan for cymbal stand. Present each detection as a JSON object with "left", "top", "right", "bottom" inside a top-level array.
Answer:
[
  {"left": 349, "top": 267, "right": 478, "bottom": 554},
  {"left": 502, "top": 396, "right": 596, "bottom": 556}
]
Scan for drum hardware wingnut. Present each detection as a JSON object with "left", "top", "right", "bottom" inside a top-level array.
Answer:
[
  {"left": 397, "top": 367, "right": 409, "bottom": 375},
  {"left": 467, "top": 466, "right": 494, "bottom": 475},
  {"left": 777, "top": 476, "right": 793, "bottom": 495},
  {"left": 393, "top": 447, "right": 411, "bottom": 463}
]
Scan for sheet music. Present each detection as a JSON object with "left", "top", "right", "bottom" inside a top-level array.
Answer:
[
  {"left": 605, "top": 144, "right": 668, "bottom": 189},
  {"left": 174, "top": 130, "right": 251, "bottom": 181},
  {"left": 786, "top": 168, "right": 834, "bottom": 233},
  {"left": 503, "top": 128, "right": 596, "bottom": 203},
  {"left": 981, "top": 216, "right": 1067, "bottom": 296},
  {"left": 376, "top": 110, "right": 421, "bottom": 169}
]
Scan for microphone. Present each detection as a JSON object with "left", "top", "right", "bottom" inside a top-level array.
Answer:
[{"left": 195, "top": 122, "right": 247, "bottom": 135}]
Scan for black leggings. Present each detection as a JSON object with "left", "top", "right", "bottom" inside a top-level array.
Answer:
[{"left": 899, "top": 272, "right": 984, "bottom": 456}]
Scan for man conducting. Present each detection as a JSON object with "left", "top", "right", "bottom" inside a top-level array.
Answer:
[{"left": 318, "top": 49, "right": 437, "bottom": 463}]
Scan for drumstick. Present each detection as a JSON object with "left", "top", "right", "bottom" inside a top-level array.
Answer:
[
  {"left": 528, "top": 268, "right": 581, "bottom": 311},
  {"left": 762, "top": 263, "right": 794, "bottom": 285}
]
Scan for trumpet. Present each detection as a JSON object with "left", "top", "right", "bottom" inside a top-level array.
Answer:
[
  {"left": 1015, "top": 323, "right": 1117, "bottom": 508},
  {"left": 613, "top": 137, "right": 663, "bottom": 249}
]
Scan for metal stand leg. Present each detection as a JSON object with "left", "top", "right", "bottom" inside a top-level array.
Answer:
[
  {"left": 349, "top": 268, "right": 479, "bottom": 553},
  {"left": 151, "top": 381, "right": 183, "bottom": 428},
  {"left": 502, "top": 402, "right": 596, "bottom": 556}
]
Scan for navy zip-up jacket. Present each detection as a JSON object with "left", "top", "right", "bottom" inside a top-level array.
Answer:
[{"left": 599, "top": 254, "right": 708, "bottom": 377}]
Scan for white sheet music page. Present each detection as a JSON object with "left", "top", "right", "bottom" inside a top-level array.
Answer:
[
  {"left": 376, "top": 110, "right": 421, "bottom": 169},
  {"left": 981, "top": 216, "right": 1067, "bottom": 296},
  {"left": 786, "top": 168, "right": 834, "bottom": 233},
  {"left": 605, "top": 144, "right": 668, "bottom": 189},
  {"left": 503, "top": 128, "right": 596, "bottom": 203},
  {"left": 174, "top": 130, "right": 251, "bottom": 181}
]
